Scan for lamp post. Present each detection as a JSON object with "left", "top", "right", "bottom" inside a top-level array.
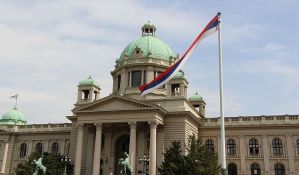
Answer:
[
  {"left": 139, "top": 155, "right": 150, "bottom": 175},
  {"left": 61, "top": 155, "right": 71, "bottom": 175}
]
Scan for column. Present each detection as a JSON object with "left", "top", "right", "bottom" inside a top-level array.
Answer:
[
  {"left": 239, "top": 136, "right": 246, "bottom": 174},
  {"left": 92, "top": 123, "right": 103, "bottom": 175},
  {"left": 286, "top": 135, "right": 295, "bottom": 175},
  {"left": 149, "top": 121, "right": 157, "bottom": 175},
  {"left": 129, "top": 122, "right": 137, "bottom": 175},
  {"left": 0, "top": 142, "right": 9, "bottom": 173},
  {"left": 262, "top": 136, "right": 270, "bottom": 175},
  {"left": 74, "top": 124, "right": 84, "bottom": 175}
]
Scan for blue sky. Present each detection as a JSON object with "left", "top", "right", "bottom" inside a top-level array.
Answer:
[{"left": 0, "top": 0, "right": 298, "bottom": 123}]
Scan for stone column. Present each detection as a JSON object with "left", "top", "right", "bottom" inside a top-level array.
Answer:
[
  {"left": 74, "top": 124, "right": 84, "bottom": 175},
  {"left": 286, "top": 135, "right": 295, "bottom": 175},
  {"left": 129, "top": 122, "right": 137, "bottom": 175},
  {"left": 239, "top": 136, "right": 246, "bottom": 174},
  {"left": 262, "top": 136, "right": 270, "bottom": 175},
  {"left": 0, "top": 142, "right": 9, "bottom": 173},
  {"left": 92, "top": 123, "right": 103, "bottom": 175},
  {"left": 149, "top": 122, "right": 157, "bottom": 175}
]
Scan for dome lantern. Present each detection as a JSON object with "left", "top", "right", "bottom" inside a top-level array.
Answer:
[{"left": 142, "top": 21, "right": 156, "bottom": 36}]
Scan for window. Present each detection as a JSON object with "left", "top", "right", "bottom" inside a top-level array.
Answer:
[
  {"left": 131, "top": 70, "right": 142, "bottom": 87},
  {"left": 272, "top": 138, "right": 283, "bottom": 155},
  {"left": 249, "top": 138, "right": 259, "bottom": 155},
  {"left": 228, "top": 163, "right": 237, "bottom": 175},
  {"left": 52, "top": 142, "right": 59, "bottom": 155},
  {"left": 82, "top": 90, "right": 89, "bottom": 100},
  {"left": 205, "top": 139, "right": 214, "bottom": 152},
  {"left": 274, "top": 164, "right": 285, "bottom": 175},
  {"left": 227, "top": 139, "right": 236, "bottom": 155},
  {"left": 36, "top": 142, "right": 43, "bottom": 153},
  {"left": 117, "top": 74, "right": 121, "bottom": 90},
  {"left": 297, "top": 139, "right": 299, "bottom": 155},
  {"left": 20, "top": 143, "right": 27, "bottom": 158},
  {"left": 250, "top": 163, "right": 261, "bottom": 175}
]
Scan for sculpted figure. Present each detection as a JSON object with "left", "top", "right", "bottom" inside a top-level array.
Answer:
[
  {"left": 32, "top": 155, "right": 46, "bottom": 175},
  {"left": 118, "top": 152, "right": 132, "bottom": 175}
]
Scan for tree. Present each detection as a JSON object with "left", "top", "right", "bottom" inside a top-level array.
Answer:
[
  {"left": 184, "top": 136, "right": 220, "bottom": 175},
  {"left": 159, "top": 136, "right": 220, "bottom": 175},
  {"left": 158, "top": 141, "right": 185, "bottom": 175},
  {"left": 16, "top": 152, "right": 72, "bottom": 175}
]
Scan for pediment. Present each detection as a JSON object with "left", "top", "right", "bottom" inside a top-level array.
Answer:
[{"left": 73, "top": 95, "right": 163, "bottom": 113}]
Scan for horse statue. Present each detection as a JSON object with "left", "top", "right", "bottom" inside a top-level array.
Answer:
[
  {"left": 118, "top": 152, "right": 132, "bottom": 175},
  {"left": 32, "top": 155, "right": 46, "bottom": 175}
]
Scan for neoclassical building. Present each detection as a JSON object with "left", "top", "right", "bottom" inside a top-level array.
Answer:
[{"left": 0, "top": 23, "right": 298, "bottom": 175}]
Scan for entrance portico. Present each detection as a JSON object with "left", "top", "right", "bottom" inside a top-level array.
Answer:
[{"left": 71, "top": 95, "right": 165, "bottom": 175}]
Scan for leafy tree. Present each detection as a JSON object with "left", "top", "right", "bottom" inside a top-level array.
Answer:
[
  {"left": 158, "top": 141, "right": 185, "bottom": 175},
  {"left": 159, "top": 136, "right": 220, "bottom": 175},
  {"left": 16, "top": 152, "right": 72, "bottom": 175}
]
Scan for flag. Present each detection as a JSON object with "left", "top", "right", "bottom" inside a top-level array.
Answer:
[
  {"left": 139, "top": 14, "right": 220, "bottom": 96},
  {"left": 9, "top": 94, "right": 18, "bottom": 99}
]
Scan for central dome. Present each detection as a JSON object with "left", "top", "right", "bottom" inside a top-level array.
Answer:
[
  {"left": 118, "top": 22, "right": 176, "bottom": 62},
  {"left": 0, "top": 106, "right": 27, "bottom": 125}
]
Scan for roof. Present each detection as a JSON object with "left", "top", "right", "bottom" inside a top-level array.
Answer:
[
  {"left": 189, "top": 92, "right": 202, "bottom": 102},
  {"left": 79, "top": 75, "right": 99, "bottom": 87},
  {"left": 0, "top": 106, "right": 27, "bottom": 125}
]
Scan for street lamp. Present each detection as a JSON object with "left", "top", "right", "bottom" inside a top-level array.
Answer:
[
  {"left": 61, "top": 155, "right": 71, "bottom": 175},
  {"left": 138, "top": 155, "right": 150, "bottom": 175}
]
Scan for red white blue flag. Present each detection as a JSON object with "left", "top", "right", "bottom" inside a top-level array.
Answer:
[{"left": 139, "top": 14, "right": 220, "bottom": 96}]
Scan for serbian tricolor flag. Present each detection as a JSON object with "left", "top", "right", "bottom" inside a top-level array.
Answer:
[{"left": 139, "top": 13, "right": 220, "bottom": 96}]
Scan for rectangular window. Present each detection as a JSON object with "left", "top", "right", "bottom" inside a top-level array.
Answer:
[
  {"left": 131, "top": 70, "right": 142, "bottom": 87},
  {"left": 143, "top": 70, "right": 147, "bottom": 84},
  {"left": 117, "top": 75, "right": 121, "bottom": 90}
]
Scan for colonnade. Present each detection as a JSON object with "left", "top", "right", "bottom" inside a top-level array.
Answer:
[{"left": 74, "top": 121, "right": 158, "bottom": 175}]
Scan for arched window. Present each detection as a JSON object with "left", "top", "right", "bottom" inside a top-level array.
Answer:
[
  {"left": 36, "top": 142, "right": 43, "bottom": 153},
  {"left": 228, "top": 163, "right": 237, "bottom": 175},
  {"left": 249, "top": 138, "right": 259, "bottom": 155},
  {"left": 52, "top": 142, "right": 59, "bottom": 155},
  {"left": 227, "top": 139, "right": 236, "bottom": 155},
  {"left": 274, "top": 163, "right": 285, "bottom": 175},
  {"left": 250, "top": 163, "right": 261, "bottom": 175},
  {"left": 272, "top": 138, "right": 283, "bottom": 155},
  {"left": 296, "top": 139, "right": 299, "bottom": 155},
  {"left": 205, "top": 139, "right": 214, "bottom": 152},
  {"left": 19, "top": 143, "right": 27, "bottom": 158}
]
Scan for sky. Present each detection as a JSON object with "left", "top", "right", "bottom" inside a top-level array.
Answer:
[{"left": 0, "top": 0, "right": 298, "bottom": 123}]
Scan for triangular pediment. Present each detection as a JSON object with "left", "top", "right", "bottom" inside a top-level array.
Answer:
[{"left": 73, "top": 95, "right": 163, "bottom": 113}]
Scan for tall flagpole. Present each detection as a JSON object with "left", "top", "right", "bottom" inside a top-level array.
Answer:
[{"left": 217, "top": 12, "right": 226, "bottom": 175}]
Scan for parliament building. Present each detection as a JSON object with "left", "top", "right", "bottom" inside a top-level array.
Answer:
[{"left": 0, "top": 23, "right": 298, "bottom": 175}]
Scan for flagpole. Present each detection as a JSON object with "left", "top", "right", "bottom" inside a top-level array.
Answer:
[
  {"left": 15, "top": 93, "right": 18, "bottom": 107},
  {"left": 217, "top": 12, "right": 226, "bottom": 175}
]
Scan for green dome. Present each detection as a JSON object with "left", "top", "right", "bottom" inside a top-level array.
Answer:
[
  {"left": 189, "top": 92, "right": 202, "bottom": 102},
  {"left": 173, "top": 70, "right": 184, "bottom": 79},
  {"left": 0, "top": 107, "right": 27, "bottom": 125},
  {"left": 118, "top": 23, "right": 176, "bottom": 62},
  {"left": 79, "top": 75, "right": 99, "bottom": 86}
]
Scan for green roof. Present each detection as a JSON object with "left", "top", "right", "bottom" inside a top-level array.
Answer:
[
  {"left": 119, "top": 36, "right": 176, "bottom": 61},
  {"left": 172, "top": 70, "right": 184, "bottom": 79},
  {"left": 0, "top": 106, "right": 27, "bottom": 125},
  {"left": 79, "top": 75, "right": 99, "bottom": 86},
  {"left": 189, "top": 92, "right": 202, "bottom": 102}
]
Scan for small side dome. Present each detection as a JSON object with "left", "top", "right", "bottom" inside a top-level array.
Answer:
[
  {"left": 189, "top": 92, "right": 202, "bottom": 102},
  {"left": 0, "top": 106, "right": 27, "bottom": 125},
  {"left": 172, "top": 70, "right": 185, "bottom": 79},
  {"left": 79, "top": 75, "right": 99, "bottom": 87}
]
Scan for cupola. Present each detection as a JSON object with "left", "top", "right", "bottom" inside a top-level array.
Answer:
[
  {"left": 76, "top": 75, "right": 101, "bottom": 105},
  {"left": 189, "top": 92, "right": 206, "bottom": 117},
  {"left": 142, "top": 21, "right": 156, "bottom": 36},
  {"left": 0, "top": 106, "right": 27, "bottom": 125},
  {"left": 167, "top": 70, "right": 188, "bottom": 98}
]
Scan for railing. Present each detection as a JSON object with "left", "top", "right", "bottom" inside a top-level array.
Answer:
[
  {"left": 227, "top": 145, "right": 240, "bottom": 158},
  {"left": 269, "top": 145, "right": 287, "bottom": 158}
]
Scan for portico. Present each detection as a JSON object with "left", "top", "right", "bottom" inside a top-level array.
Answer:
[{"left": 71, "top": 95, "right": 165, "bottom": 175}]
